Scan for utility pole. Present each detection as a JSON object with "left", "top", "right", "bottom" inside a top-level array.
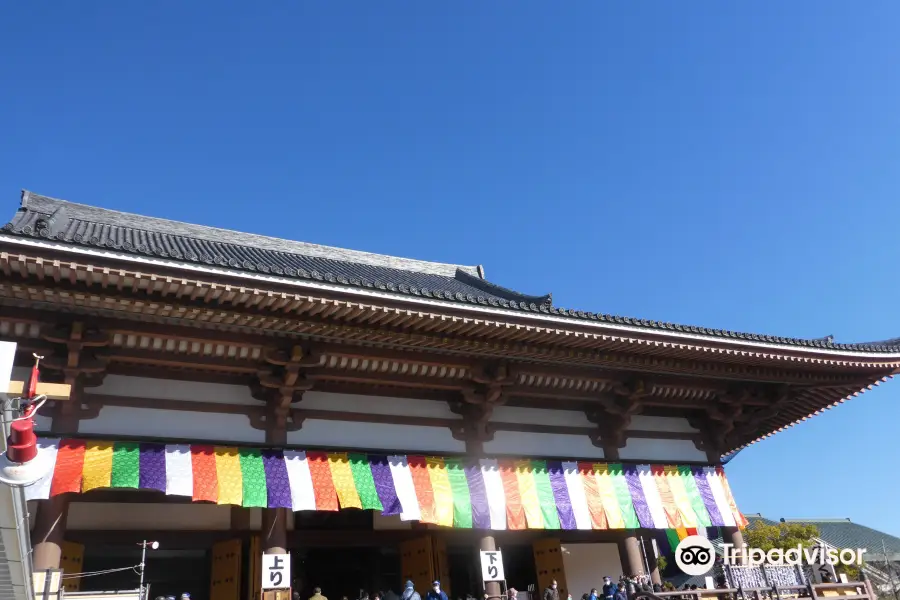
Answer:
[{"left": 882, "top": 539, "right": 898, "bottom": 600}]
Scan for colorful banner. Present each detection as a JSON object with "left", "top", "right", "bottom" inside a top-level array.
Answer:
[{"left": 26, "top": 438, "right": 747, "bottom": 531}]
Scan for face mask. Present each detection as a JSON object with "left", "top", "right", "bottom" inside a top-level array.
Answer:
[
  {"left": 434, "top": 588, "right": 440, "bottom": 593},
  {"left": 552, "top": 586, "right": 557, "bottom": 590}
]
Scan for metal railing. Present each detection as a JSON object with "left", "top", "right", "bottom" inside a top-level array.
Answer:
[{"left": 632, "top": 580, "right": 877, "bottom": 600}]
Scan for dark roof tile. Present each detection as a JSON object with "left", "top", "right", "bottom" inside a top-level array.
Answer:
[{"left": 4, "top": 190, "right": 899, "bottom": 353}]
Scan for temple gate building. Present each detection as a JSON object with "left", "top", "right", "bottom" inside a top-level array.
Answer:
[{"left": 1, "top": 190, "right": 898, "bottom": 600}]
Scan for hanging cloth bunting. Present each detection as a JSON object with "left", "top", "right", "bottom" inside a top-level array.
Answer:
[{"left": 29, "top": 437, "right": 749, "bottom": 532}]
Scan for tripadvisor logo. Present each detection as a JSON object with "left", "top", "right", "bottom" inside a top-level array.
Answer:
[
  {"left": 674, "top": 536, "right": 866, "bottom": 576},
  {"left": 675, "top": 536, "right": 716, "bottom": 576}
]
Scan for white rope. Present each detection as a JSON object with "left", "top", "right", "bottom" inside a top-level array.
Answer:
[{"left": 62, "top": 565, "right": 142, "bottom": 579}]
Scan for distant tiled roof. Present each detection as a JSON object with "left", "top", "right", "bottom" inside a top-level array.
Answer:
[
  {"left": 739, "top": 514, "right": 900, "bottom": 562},
  {"left": 4, "top": 190, "right": 899, "bottom": 353},
  {"left": 784, "top": 519, "right": 900, "bottom": 562}
]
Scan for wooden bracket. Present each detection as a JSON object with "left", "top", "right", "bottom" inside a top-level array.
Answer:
[
  {"left": 247, "top": 408, "right": 306, "bottom": 432},
  {"left": 454, "top": 364, "right": 511, "bottom": 445},
  {"left": 38, "top": 321, "right": 111, "bottom": 387},
  {"left": 586, "top": 382, "right": 648, "bottom": 452}
]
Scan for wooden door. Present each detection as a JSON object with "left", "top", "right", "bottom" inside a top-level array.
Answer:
[
  {"left": 432, "top": 536, "right": 451, "bottom": 596},
  {"left": 60, "top": 541, "right": 84, "bottom": 593},
  {"left": 247, "top": 535, "right": 262, "bottom": 600},
  {"left": 533, "top": 539, "right": 568, "bottom": 600},
  {"left": 400, "top": 536, "right": 435, "bottom": 591},
  {"left": 210, "top": 539, "right": 243, "bottom": 600}
]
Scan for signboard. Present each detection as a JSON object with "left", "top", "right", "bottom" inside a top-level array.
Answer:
[
  {"left": 811, "top": 562, "right": 836, "bottom": 584},
  {"left": 480, "top": 550, "right": 505, "bottom": 582},
  {"left": 810, "top": 546, "right": 837, "bottom": 584},
  {"left": 262, "top": 553, "right": 291, "bottom": 590}
]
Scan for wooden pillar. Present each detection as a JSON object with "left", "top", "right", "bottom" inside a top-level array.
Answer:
[
  {"left": 479, "top": 535, "right": 501, "bottom": 599},
  {"left": 602, "top": 440, "right": 621, "bottom": 461},
  {"left": 264, "top": 393, "right": 290, "bottom": 554},
  {"left": 618, "top": 532, "right": 645, "bottom": 578},
  {"left": 262, "top": 508, "right": 288, "bottom": 554},
  {"left": 723, "top": 527, "right": 745, "bottom": 565}
]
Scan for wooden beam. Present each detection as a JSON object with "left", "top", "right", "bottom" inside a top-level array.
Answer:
[
  {"left": 5, "top": 260, "right": 893, "bottom": 380},
  {"left": 6, "top": 380, "right": 72, "bottom": 401}
]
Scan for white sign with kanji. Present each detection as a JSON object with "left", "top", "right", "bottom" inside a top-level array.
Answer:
[
  {"left": 480, "top": 550, "right": 505, "bottom": 582},
  {"left": 262, "top": 553, "right": 291, "bottom": 590}
]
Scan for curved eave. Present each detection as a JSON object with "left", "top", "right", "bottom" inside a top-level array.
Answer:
[
  {"left": 722, "top": 375, "right": 895, "bottom": 458},
  {"left": 2, "top": 233, "right": 900, "bottom": 368}
]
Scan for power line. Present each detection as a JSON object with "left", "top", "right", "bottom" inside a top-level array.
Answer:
[{"left": 62, "top": 565, "right": 141, "bottom": 579}]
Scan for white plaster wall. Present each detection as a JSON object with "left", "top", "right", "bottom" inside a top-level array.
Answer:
[
  {"left": 618, "top": 439, "right": 706, "bottom": 462},
  {"left": 32, "top": 413, "right": 53, "bottom": 432},
  {"left": 287, "top": 420, "right": 465, "bottom": 453},
  {"left": 561, "top": 543, "right": 623, "bottom": 596},
  {"left": 93, "top": 375, "right": 258, "bottom": 405},
  {"left": 629, "top": 416, "right": 697, "bottom": 433},
  {"left": 67, "top": 502, "right": 232, "bottom": 530},
  {"left": 77, "top": 406, "right": 266, "bottom": 443},
  {"left": 490, "top": 406, "right": 592, "bottom": 427},
  {"left": 483, "top": 432, "right": 605, "bottom": 459},
  {"left": 301, "top": 391, "right": 457, "bottom": 418}
]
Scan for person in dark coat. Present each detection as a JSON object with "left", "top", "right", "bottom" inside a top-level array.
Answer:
[
  {"left": 602, "top": 578, "right": 616, "bottom": 600},
  {"left": 543, "top": 580, "right": 560, "bottom": 600},
  {"left": 402, "top": 582, "right": 422, "bottom": 600},
  {"left": 613, "top": 584, "right": 627, "bottom": 600},
  {"left": 426, "top": 581, "right": 449, "bottom": 600}
]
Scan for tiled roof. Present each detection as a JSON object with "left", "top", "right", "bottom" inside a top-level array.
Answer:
[
  {"left": 4, "top": 190, "right": 899, "bottom": 353},
  {"left": 783, "top": 518, "right": 900, "bottom": 562},
  {"left": 3, "top": 192, "right": 551, "bottom": 308},
  {"left": 736, "top": 515, "right": 900, "bottom": 562}
]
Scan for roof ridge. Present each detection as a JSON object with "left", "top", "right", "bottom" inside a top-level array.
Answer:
[
  {"left": 19, "top": 190, "right": 484, "bottom": 279},
  {"left": 784, "top": 518, "right": 853, "bottom": 523}
]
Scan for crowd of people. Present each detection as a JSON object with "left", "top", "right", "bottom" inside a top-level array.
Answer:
[
  {"left": 296, "top": 574, "right": 714, "bottom": 600},
  {"left": 297, "top": 580, "right": 450, "bottom": 600}
]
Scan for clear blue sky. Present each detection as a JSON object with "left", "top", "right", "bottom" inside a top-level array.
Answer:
[{"left": 2, "top": 3, "right": 898, "bottom": 535}]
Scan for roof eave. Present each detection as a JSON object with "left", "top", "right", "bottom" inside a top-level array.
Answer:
[{"left": 3, "top": 232, "right": 900, "bottom": 362}]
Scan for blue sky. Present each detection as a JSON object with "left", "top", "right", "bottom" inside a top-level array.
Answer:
[{"left": 2, "top": 3, "right": 899, "bottom": 536}]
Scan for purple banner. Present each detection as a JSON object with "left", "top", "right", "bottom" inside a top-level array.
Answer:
[
  {"left": 623, "top": 464, "right": 655, "bottom": 528},
  {"left": 369, "top": 454, "right": 402, "bottom": 516},
  {"left": 547, "top": 461, "right": 577, "bottom": 530},
  {"left": 691, "top": 467, "right": 724, "bottom": 526},
  {"left": 261, "top": 449, "right": 293, "bottom": 509},
  {"left": 138, "top": 443, "right": 166, "bottom": 492},
  {"left": 463, "top": 463, "right": 492, "bottom": 529}
]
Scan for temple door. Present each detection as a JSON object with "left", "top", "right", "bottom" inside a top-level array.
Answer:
[
  {"left": 211, "top": 539, "right": 243, "bottom": 600},
  {"left": 432, "top": 536, "right": 451, "bottom": 596},
  {"left": 400, "top": 536, "right": 435, "bottom": 591},
  {"left": 247, "top": 535, "right": 262, "bottom": 600},
  {"left": 60, "top": 541, "right": 84, "bottom": 593},
  {"left": 533, "top": 539, "right": 568, "bottom": 600}
]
